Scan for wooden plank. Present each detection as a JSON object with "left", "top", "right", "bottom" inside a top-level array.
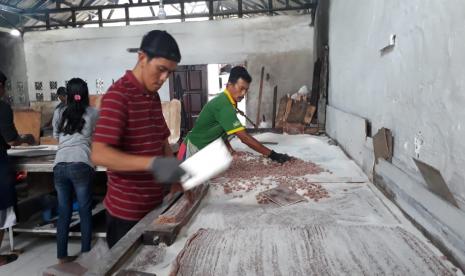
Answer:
[
  {"left": 255, "top": 66, "right": 265, "bottom": 128},
  {"left": 283, "top": 97, "right": 293, "bottom": 124},
  {"left": 310, "top": 59, "right": 322, "bottom": 106},
  {"left": 143, "top": 184, "right": 209, "bottom": 246},
  {"left": 161, "top": 99, "right": 182, "bottom": 144},
  {"left": 286, "top": 99, "right": 307, "bottom": 124},
  {"left": 318, "top": 46, "right": 329, "bottom": 133},
  {"left": 39, "top": 136, "right": 58, "bottom": 145},
  {"left": 89, "top": 95, "right": 102, "bottom": 109},
  {"left": 272, "top": 86, "right": 277, "bottom": 128},
  {"left": 85, "top": 194, "right": 180, "bottom": 276},
  {"left": 303, "top": 105, "right": 317, "bottom": 125},
  {"left": 283, "top": 122, "right": 305, "bottom": 134},
  {"left": 373, "top": 127, "right": 393, "bottom": 164},
  {"left": 304, "top": 126, "right": 319, "bottom": 135},
  {"left": 275, "top": 95, "right": 288, "bottom": 129},
  {"left": 13, "top": 109, "right": 41, "bottom": 144}
]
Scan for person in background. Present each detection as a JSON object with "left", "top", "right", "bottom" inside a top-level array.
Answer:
[
  {"left": 52, "top": 78, "right": 99, "bottom": 264},
  {"left": 55, "top": 86, "right": 67, "bottom": 110},
  {"left": 0, "top": 70, "right": 34, "bottom": 266},
  {"left": 178, "top": 66, "right": 293, "bottom": 163},
  {"left": 42, "top": 86, "right": 67, "bottom": 134}
]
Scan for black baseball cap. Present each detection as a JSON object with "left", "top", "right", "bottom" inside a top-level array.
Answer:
[
  {"left": 139, "top": 30, "right": 181, "bottom": 63},
  {"left": 57, "top": 86, "right": 67, "bottom": 96}
]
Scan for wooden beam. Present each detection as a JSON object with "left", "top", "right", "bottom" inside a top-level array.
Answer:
[
  {"left": 97, "top": 8, "right": 102, "bottom": 26},
  {"left": 238, "top": 0, "right": 243, "bottom": 18},
  {"left": 180, "top": 1, "right": 185, "bottom": 21},
  {"left": 71, "top": 9, "right": 76, "bottom": 26},
  {"left": 45, "top": 12, "right": 50, "bottom": 29},
  {"left": 22, "top": 4, "right": 317, "bottom": 31},
  {"left": 208, "top": 0, "right": 213, "bottom": 19},
  {"left": 149, "top": 6, "right": 155, "bottom": 16},
  {"left": 272, "top": 85, "right": 277, "bottom": 128},
  {"left": 124, "top": 5, "right": 129, "bottom": 25},
  {"left": 106, "top": 9, "right": 114, "bottom": 19},
  {"left": 255, "top": 66, "right": 265, "bottom": 128}
]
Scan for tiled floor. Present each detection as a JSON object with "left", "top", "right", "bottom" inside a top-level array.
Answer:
[{"left": 0, "top": 232, "right": 83, "bottom": 276}]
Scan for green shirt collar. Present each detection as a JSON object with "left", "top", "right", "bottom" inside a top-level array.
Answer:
[{"left": 224, "top": 89, "right": 237, "bottom": 108}]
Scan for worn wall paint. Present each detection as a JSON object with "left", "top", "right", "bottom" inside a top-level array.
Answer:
[
  {"left": 0, "top": 33, "right": 29, "bottom": 106},
  {"left": 246, "top": 50, "right": 314, "bottom": 127},
  {"left": 22, "top": 15, "right": 313, "bottom": 120},
  {"left": 327, "top": 0, "right": 465, "bottom": 210}
]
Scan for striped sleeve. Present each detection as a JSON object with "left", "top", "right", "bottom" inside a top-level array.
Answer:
[{"left": 93, "top": 90, "right": 128, "bottom": 146}]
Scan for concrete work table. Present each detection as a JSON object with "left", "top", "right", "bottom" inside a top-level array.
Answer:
[
  {"left": 88, "top": 133, "right": 462, "bottom": 275},
  {"left": 7, "top": 143, "right": 180, "bottom": 172},
  {"left": 8, "top": 145, "right": 104, "bottom": 172}
]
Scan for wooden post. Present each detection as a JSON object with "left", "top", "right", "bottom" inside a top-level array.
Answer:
[
  {"left": 317, "top": 46, "right": 329, "bottom": 133},
  {"left": 255, "top": 66, "right": 265, "bottom": 128},
  {"left": 272, "top": 86, "right": 278, "bottom": 128}
]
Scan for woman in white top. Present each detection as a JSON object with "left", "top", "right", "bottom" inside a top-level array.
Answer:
[{"left": 52, "top": 78, "right": 98, "bottom": 264}]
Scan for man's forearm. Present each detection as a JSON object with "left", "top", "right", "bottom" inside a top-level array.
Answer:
[
  {"left": 236, "top": 130, "right": 272, "bottom": 156},
  {"left": 91, "top": 142, "right": 153, "bottom": 171}
]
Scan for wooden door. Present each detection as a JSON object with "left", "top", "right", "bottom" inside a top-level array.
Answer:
[{"left": 169, "top": 65, "right": 208, "bottom": 134}]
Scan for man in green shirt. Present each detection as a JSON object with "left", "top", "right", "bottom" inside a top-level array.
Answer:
[{"left": 178, "top": 66, "right": 292, "bottom": 164}]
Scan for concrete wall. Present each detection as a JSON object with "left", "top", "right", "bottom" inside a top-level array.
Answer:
[
  {"left": 327, "top": 0, "right": 465, "bottom": 210},
  {"left": 0, "top": 33, "right": 29, "bottom": 106},
  {"left": 22, "top": 15, "right": 314, "bottom": 123},
  {"left": 326, "top": 0, "right": 465, "bottom": 267}
]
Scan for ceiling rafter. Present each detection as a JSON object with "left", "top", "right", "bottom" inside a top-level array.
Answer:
[{"left": 0, "top": 0, "right": 317, "bottom": 31}]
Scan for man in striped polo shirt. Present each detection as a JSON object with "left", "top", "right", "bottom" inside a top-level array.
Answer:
[
  {"left": 91, "top": 30, "right": 184, "bottom": 248},
  {"left": 178, "top": 66, "right": 293, "bottom": 163}
]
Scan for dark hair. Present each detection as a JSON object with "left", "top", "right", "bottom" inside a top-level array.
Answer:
[
  {"left": 57, "top": 86, "right": 67, "bottom": 96},
  {"left": 228, "top": 66, "right": 252, "bottom": 84},
  {"left": 0, "top": 71, "right": 6, "bottom": 86},
  {"left": 58, "top": 78, "right": 89, "bottom": 135},
  {"left": 140, "top": 30, "right": 181, "bottom": 62}
]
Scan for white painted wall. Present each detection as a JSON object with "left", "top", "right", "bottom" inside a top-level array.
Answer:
[
  {"left": 327, "top": 0, "right": 465, "bottom": 210},
  {"left": 23, "top": 15, "right": 314, "bottom": 122},
  {"left": 0, "top": 33, "right": 29, "bottom": 106},
  {"left": 326, "top": 0, "right": 465, "bottom": 267}
]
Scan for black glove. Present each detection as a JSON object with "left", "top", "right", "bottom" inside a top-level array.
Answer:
[
  {"left": 268, "top": 150, "right": 292, "bottom": 164},
  {"left": 150, "top": 157, "right": 186, "bottom": 184}
]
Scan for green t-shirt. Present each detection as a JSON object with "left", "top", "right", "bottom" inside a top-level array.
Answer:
[{"left": 185, "top": 91, "right": 244, "bottom": 149}]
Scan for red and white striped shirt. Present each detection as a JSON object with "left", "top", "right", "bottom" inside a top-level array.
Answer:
[{"left": 93, "top": 70, "right": 170, "bottom": 221}]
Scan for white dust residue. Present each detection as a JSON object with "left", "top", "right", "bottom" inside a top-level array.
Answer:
[
  {"left": 172, "top": 226, "right": 453, "bottom": 276},
  {"left": 127, "top": 134, "right": 462, "bottom": 275}
]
